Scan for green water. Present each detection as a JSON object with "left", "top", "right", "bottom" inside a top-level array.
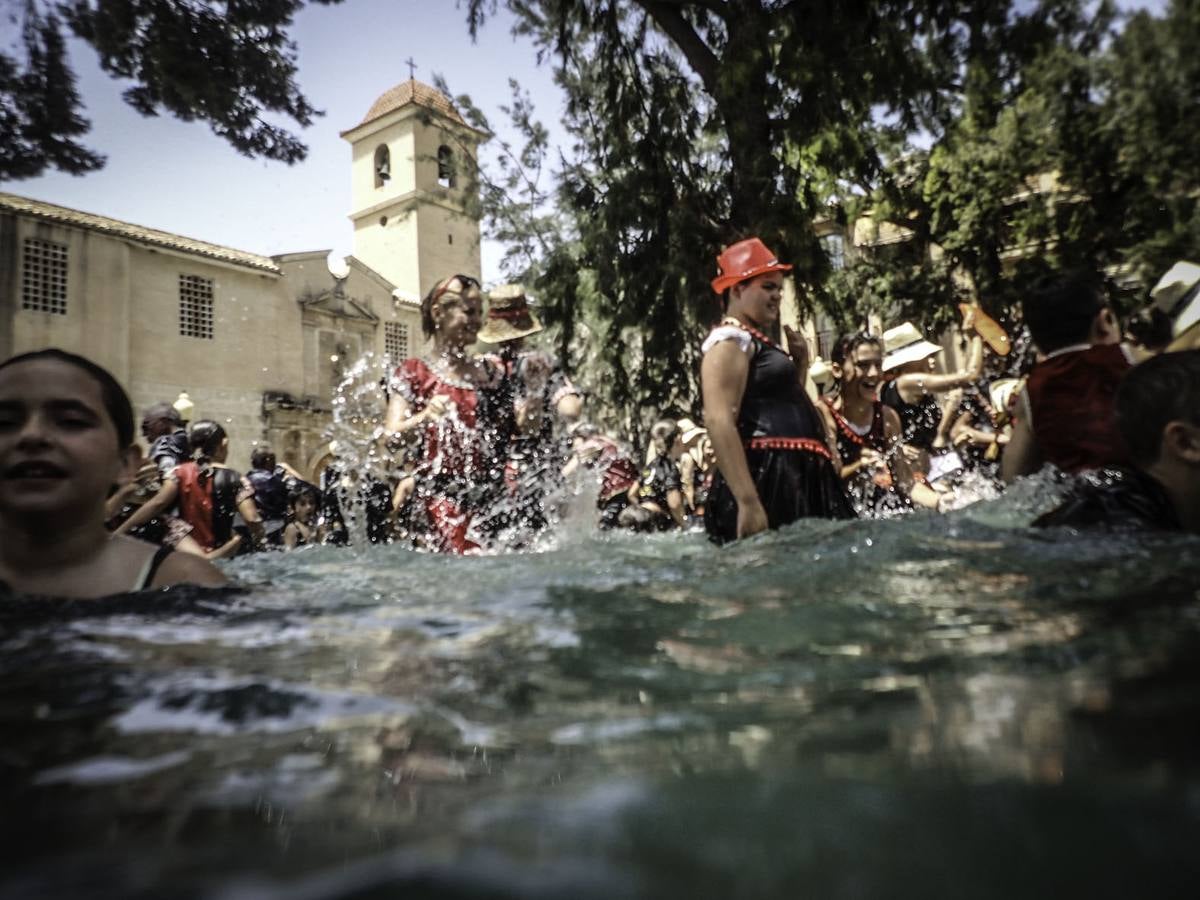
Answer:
[{"left": 3, "top": 479, "right": 1199, "bottom": 898}]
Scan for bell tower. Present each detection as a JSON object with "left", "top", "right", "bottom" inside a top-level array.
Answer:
[{"left": 340, "top": 79, "right": 488, "bottom": 300}]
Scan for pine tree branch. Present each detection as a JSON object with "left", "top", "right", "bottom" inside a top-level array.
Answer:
[{"left": 635, "top": 1, "right": 720, "bottom": 94}]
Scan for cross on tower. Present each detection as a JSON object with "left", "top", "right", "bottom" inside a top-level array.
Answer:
[{"left": 405, "top": 57, "right": 417, "bottom": 81}]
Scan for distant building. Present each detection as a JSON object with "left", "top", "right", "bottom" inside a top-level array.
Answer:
[{"left": 0, "top": 79, "right": 485, "bottom": 478}]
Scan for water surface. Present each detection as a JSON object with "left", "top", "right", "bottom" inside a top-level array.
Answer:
[{"left": 3, "top": 481, "right": 1199, "bottom": 898}]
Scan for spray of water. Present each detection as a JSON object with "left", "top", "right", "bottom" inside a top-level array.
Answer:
[{"left": 324, "top": 352, "right": 395, "bottom": 548}]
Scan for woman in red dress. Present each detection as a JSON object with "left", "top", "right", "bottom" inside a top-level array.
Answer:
[{"left": 384, "top": 274, "right": 502, "bottom": 553}]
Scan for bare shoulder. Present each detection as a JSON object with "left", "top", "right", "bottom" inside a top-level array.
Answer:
[
  {"left": 152, "top": 550, "right": 229, "bottom": 588},
  {"left": 815, "top": 401, "right": 835, "bottom": 427}
]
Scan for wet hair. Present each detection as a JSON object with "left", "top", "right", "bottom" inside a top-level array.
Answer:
[
  {"left": 289, "top": 482, "right": 319, "bottom": 507},
  {"left": 1116, "top": 350, "right": 1200, "bottom": 466},
  {"left": 831, "top": 332, "right": 882, "bottom": 367},
  {"left": 649, "top": 419, "right": 679, "bottom": 454},
  {"left": 188, "top": 420, "right": 227, "bottom": 463},
  {"left": 251, "top": 447, "right": 276, "bottom": 470},
  {"left": 1021, "top": 271, "right": 1107, "bottom": 354},
  {"left": 142, "top": 401, "right": 183, "bottom": 426},
  {"left": 420, "top": 274, "right": 482, "bottom": 339},
  {"left": 0, "top": 348, "right": 135, "bottom": 448},
  {"left": 1126, "top": 306, "right": 1174, "bottom": 352}
]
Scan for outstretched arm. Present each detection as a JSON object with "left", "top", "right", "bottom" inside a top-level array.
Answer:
[
  {"left": 113, "top": 480, "right": 179, "bottom": 535},
  {"left": 896, "top": 333, "right": 983, "bottom": 403}
]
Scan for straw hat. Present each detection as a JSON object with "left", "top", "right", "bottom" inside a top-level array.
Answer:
[
  {"left": 882, "top": 322, "right": 942, "bottom": 372},
  {"left": 711, "top": 237, "right": 793, "bottom": 294},
  {"left": 808, "top": 357, "right": 834, "bottom": 389},
  {"left": 988, "top": 378, "right": 1021, "bottom": 415},
  {"left": 478, "top": 284, "right": 544, "bottom": 344},
  {"left": 1151, "top": 261, "right": 1200, "bottom": 338},
  {"left": 677, "top": 418, "right": 706, "bottom": 446}
]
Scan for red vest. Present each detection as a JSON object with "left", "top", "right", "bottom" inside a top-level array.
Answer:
[
  {"left": 174, "top": 461, "right": 216, "bottom": 550},
  {"left": 1024, "top": 343, "right": 1131, "bottom": 474}
]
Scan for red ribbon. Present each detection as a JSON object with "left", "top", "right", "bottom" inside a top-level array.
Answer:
[{"left": 488, "top": 308, "right": 532, "bottom": 321}]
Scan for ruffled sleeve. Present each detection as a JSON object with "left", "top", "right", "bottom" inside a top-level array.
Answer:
[
  {"left": 701, "top": 325, "right": 753, "bottom": 355},
  {"left": 390, "top": 358, "right": 434, "bottom": 407}
]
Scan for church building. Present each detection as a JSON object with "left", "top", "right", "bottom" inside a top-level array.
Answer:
[{"left": 0, "top": 79, "right": 486, "bottom": 478}]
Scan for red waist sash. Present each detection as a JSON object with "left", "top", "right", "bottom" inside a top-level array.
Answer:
[{"left": 744, "top": 436, "right": 832, "bottom": 460}]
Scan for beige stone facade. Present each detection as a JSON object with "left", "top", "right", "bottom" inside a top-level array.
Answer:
[
  {"left": 1, "top": 79, "right": 483, "bottom": 480},
  {"left": 340, "top": 78, "right": 487, "bottom": 299}
]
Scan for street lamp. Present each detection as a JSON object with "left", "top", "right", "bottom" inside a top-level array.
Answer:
[{"left": 173, "top": 391, "right": 195, "bottom": 425}]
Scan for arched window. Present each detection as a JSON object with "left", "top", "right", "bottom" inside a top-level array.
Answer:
[
  {"left": 437, "top": 145, "right": 455, "bottom": 188},
  {"left": 373, "top": 144, "right": 390, "bottom": 188}
]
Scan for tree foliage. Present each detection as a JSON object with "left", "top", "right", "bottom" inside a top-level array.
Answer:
[
  {"left": 463, "top": 0, "right": 1199, "bottom": 419},
  {"left": 462, "top": 0, "right": 986, "bottom": 429},
  {"left": 1, "top": 0, "right": 342, "bottom": 179}
]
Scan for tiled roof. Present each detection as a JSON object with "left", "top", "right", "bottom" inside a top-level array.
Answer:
[
  {"left": 345, "top": 79, "right": 470, "bottom": 133},
  {"left": 0, "top": 192, "right": 280, "bottom": 274}
]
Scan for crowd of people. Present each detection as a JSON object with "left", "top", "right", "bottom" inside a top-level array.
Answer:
[{"left": 1, "top": 245, "right": 1198, "bottom": 598}]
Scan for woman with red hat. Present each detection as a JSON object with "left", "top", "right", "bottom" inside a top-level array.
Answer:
[{"left": 701, "top": 238, "right": 855, "bottom": 543}]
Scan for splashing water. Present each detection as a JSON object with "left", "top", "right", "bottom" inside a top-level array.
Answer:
[{"left": 324, "top": 352, "right": 396, "bottom": 547}]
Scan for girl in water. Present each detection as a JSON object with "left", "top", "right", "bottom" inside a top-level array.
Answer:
[
  {"left": 284, "top": 483, "right": 320, "bottom": 549},
  {"left": 824, "top": 333, "right": 941, "bottom": 515},
  {"left": 0, "top": 349, "right": 225, "bottom": 596},
  {"left": 384, "top": 274, "right": 503, "bottom": 553},
  {"left": 701, "top": 238, "right": 854, "bottom": 543}
]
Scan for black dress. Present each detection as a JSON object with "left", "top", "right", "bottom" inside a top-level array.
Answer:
[
  {"left": 881, "top": 380, "right": 941, "bottom": 452},
  {"left": 705, "top": 324, "right": 855, "bottom": 544},
  {"left": 823, "top": 398, "right": 911, "bottom": 517}
]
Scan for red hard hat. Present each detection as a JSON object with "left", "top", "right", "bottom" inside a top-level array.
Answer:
[{"left": 711, "top": 237, "right": 793, "bottom": 294}]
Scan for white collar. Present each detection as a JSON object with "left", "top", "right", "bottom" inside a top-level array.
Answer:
[{"left": 1042, "top": 343, "right": 1092, "bottom": 360}]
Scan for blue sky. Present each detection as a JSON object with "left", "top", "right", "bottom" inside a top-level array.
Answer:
[{"left": 0, "top": 0, "right": 568, "bottom": 283}]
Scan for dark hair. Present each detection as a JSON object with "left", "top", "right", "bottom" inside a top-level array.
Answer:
[
  {"left": 831, "top": 332, "right": 882, "bottom": 367},
  {"left": 188, "top": 419, "right": 227, "bottom": 462},
  {"left": 289, "top": 482, "right": 319, "bottom": 507},
  {"left": 251, "top": 446, "right": 276, "bottom": 470},
  {"left": 420, "top": 274, "right": 482, "bottom": 340},
  {"left": 650, "top": 418, "right": 679, "bottom": 447},
  {"left": 1116, "top": 350, "right": 1200, "bottom": 466},
  {"left": 0, "top": 348, "right": 135, "bottom": 447},
  {"left": 1126, "top": 306, "right": 1174, "bottom": 352},
  {"left": 142, "top": 401, "right": 182, "bottom": 426},
  {"left": 1021, "top": 271, "right": 1107, "bottom": 354}
]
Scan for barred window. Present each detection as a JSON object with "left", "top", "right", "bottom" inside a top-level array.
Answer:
[
  {"left": 179, "top": 274, "right": 214, "bottom": 339},
  {"left": 820, "top": 233, "right": 845, "bottom": 271},
  {"left": 385, "top": 321, "right": 409, "bottom": 362},
  {"left": 22, "top": 238, "right": 68, "bottom": 314}
]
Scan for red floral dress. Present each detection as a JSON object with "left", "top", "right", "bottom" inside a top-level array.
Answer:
[{"left": 391, "top": 357, "right": 501, "bottom": 553}]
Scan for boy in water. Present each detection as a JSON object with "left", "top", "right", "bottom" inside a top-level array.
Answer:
[
  {"left": 1002, "top": 272, "right": 1132, "bottom": 481},
  {"left": 1035, "top": 350, "right": 1200, "bottom": 533},
  {"left": 0, "top": 349, "right": 226, "bottom": 596}
]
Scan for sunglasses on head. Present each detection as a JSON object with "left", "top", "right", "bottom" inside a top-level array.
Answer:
[{"left": 432, "top": 274, "right": 481, "bottom": 303}]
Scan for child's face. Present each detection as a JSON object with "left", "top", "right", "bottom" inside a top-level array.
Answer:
[
  {"left": 0, "top": 359, "right": 138, "bottom": 519},
  {"left": 294, "top": 495, "right": 317, "bottom": 522}
]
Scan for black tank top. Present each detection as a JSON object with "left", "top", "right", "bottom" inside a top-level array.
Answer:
[
  {"left": 881, "top": 380, "right": 941, "bottom": 451},
  {"left": 731, "top": 325, "right": 826, "bottom": 443},
  {"left": 823, "top": 399, "right": 886, "bottom": 467}
]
